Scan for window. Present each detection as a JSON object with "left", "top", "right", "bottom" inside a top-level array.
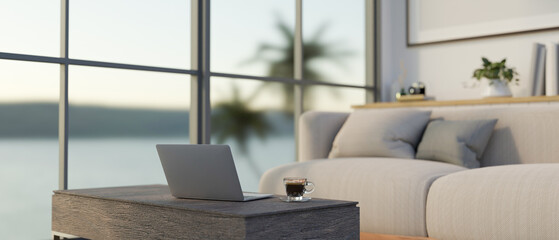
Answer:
[{"left": 0, "top": 0, "right": 376, "bottom": 238}]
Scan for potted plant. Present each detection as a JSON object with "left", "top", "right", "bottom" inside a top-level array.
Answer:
[{"left": 472, "top": 57, "right": 519, "bottom": 97}]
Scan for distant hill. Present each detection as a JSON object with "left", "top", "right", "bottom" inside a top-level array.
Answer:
[
  {"left": 0, "top": 103, "right": 189, "bottom": 138},
  {"left": 0, "top": 103, "right": 59, "bottom": 138},
  {"left": 0, "top": 103, "right": 293, "bottom": 138}
]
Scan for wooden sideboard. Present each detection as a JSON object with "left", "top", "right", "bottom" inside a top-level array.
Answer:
[{"left": 353, "top": 95, "right": 559, "bottom": 109}]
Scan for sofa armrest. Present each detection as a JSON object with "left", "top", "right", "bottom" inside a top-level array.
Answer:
[{"left": 298, "top": 111, "right": 349, "bottom": 162}]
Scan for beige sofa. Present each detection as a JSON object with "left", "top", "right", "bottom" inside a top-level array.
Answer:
[{"left": 259, "top": 101, "right": 559, "bottom": 240}]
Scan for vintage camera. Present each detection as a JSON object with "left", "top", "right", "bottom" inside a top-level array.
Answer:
[{"left": 408, "top": 82, "right": 425, "bottom": 95}]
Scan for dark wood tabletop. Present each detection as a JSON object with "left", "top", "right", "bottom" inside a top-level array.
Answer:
[{"left": 54, "top": 184, "right": 357, "bottom": 218}]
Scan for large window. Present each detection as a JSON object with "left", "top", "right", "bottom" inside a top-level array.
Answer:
[{"left": 0, "top": 0, "right": 376, "bottom": 238}]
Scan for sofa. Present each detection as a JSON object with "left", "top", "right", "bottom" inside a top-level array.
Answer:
[{"left": 259, "top": 101, "right": 559, "bottom": 240}]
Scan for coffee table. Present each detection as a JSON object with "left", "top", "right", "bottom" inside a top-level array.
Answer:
[{"left": 52, "top": 185, "right": 359, "bottom": 239}]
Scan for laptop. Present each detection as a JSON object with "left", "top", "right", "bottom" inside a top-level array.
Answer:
[{"left": 156, "top": 144, "right": 273, "bottom": 201}]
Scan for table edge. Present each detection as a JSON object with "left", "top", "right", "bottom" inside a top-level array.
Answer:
[{"left": 53, "top": 185, "right": 359, "bottom": 218}]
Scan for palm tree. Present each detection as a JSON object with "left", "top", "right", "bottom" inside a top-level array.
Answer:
[
  {"left": 211, "top": 84, "right": 273, "bottom": 175},
  {"left": 244, "top": 19, "right": 354, "bottom": 112},
  {"left": 210, "top": 19, "right": 353, "bottom": 176},
  {"left": 211, "top": 85, "right": 272, "bottom": 153}
]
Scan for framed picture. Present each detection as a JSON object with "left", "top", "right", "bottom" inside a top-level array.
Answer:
[{"left": 407, "top": 0, "right": 559, "bottom": 46}]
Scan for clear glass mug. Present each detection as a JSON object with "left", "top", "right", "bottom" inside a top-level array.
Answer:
[{"left": 283, "top": 177, "right": 315, "bottom": 201}]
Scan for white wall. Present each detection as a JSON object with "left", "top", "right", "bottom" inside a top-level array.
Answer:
[{"left": 380, "top": 0, "right": 559, "bottom": 102}]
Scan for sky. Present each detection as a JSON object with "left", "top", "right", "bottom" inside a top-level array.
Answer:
[{"left": 0, "top": 0, "right": 367, "bottom": 112}]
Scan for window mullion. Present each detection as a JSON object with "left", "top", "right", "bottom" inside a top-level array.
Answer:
[
  {"left": 58, "top": 0, "right": 69, "bottom": 190},
  {"left": 294, "top": 0, "right": 303, "bottom": 161},
  {"left": 190, "top": 0, "right": 211, "bottom": 144}
]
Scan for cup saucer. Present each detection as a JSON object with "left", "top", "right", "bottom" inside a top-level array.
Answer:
[{"left": 279, "top": 197, "right": 311, "bottom": 203}]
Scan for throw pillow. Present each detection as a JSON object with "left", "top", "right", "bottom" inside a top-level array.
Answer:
[
  {"left": 416, "top": 119, "right": 498, "bottom": 168},
  {"left": 328, "top": 109, "right": 432, "bottom": 159}
]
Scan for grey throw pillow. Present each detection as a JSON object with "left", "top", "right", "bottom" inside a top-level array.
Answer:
[
  {"left": 416, "top": 119, "right": 498, "bottom": 168},
  {"left": 328, "top": 109, "right": 432, "bottom": 159}
]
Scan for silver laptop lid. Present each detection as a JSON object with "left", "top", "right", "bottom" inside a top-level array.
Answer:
[{"left": 156, "top": 144, "right": 245, "bottom": 201}]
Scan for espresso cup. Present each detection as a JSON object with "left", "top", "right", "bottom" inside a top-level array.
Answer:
[{"left": 283, "top": 177, "right": 314, "bottom": 201}]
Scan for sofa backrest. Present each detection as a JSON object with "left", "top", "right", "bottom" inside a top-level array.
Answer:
[{"left": 299, "top": 101, "right": 559, "bottom": 166}]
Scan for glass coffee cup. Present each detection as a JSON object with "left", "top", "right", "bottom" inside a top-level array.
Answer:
[{"left": 283, "top": 177, "right": 315, "bottom": 201}]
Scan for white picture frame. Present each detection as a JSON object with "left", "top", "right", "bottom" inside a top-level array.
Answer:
[{"left": 407, "top": 0, "right": 559, "bottom": 46}]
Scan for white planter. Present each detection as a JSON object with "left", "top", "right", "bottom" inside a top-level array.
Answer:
[{"left": 483, "top": 79, "right": 512, "bottom": 98}]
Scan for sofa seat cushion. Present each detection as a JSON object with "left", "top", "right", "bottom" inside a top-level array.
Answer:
[
  {"left": 259, "top": 158, "right": 466, "bottom": 236},
  {"left": 427, "top": 164, "right": 559, "bottom": 240}
]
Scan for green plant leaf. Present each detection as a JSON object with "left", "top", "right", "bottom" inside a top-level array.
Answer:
[
  {"left": 472, "top": 57, "right": 518, "bottom": 82},
  {"left": 482, "top": 57, "right": 490, "bottom": 67},
  {"left": 472, "top": 69, "right": 481, "bottom": 79}
]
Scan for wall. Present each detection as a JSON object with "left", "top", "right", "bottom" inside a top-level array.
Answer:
[{"left": 380, "top": 0, "right": 559, "bottom": 102}]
